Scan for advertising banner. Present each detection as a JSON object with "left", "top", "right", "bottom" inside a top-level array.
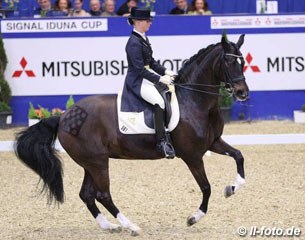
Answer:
[
  {"left": 1, "top": 18, "right": 108, "bottom": 33},
  {"left": 1, "top": 16, "right": 305, "bottom": 123},
  {"left": 4, "top": 33, "right": 305, "bottom": 96},
  {"left": 211, "top": 14, "right": 305, "bottom": 29}
]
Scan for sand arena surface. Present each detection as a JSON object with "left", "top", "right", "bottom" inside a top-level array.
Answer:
[{"left": 0, "top": 121, "right": 304, "bottom": 240}]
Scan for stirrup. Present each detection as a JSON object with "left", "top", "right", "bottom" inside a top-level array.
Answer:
[{"left": 157, "top": 140, "right": 175, "bottom": 159}]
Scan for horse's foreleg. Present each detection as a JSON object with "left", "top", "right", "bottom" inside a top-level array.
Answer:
[
  {"left": 79, "top": 170, "right": 122, "bottom": 233},
  {"left": 210, "top": 137, "right": 245, "bottom": 198},
  {"left": 183, "top": 157, "right": 210, "bottom": 226}
]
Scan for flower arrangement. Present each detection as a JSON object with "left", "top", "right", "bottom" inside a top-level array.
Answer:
[
  {"left": 51, "top": 108, "right": 64, "bottom": 116},
  {"left": 28, "top": 95, "right": 75, "bottom": 120},
  {"left": 28, "top": 102, "right": 51, "bottom": 119}
]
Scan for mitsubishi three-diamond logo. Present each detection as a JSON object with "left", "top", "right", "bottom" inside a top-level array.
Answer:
[
  {"left": 12, "top": 57, "right": 36, "bottom": 77},
  {"left": 243, "top": 53, "right": 261, "bottom": 73}
]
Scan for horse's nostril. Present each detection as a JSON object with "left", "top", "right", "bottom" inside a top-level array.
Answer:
[
  {"left": 236, "top": 90, "right": 242, "bottom": 97},
  {"left": 236, "top": 90, "right": 248, "bottom": 100}
]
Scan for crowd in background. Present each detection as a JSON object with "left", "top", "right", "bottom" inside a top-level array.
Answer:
[
  {"left": 1, "top": 0, "right": 212, "bottom": 18},
  {"left": 32, "top": 0, "right": 135, "bottom": 17},
  {"left": 1, "top": 0, "right": 304, "bottom": 18}
]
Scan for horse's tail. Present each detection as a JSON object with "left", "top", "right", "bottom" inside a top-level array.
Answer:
[{"left": 14, "top": 116, "right": 64, "bottom": 204}]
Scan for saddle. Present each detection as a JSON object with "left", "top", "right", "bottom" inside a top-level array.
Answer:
[{"left": 117, "top": 85, "right": 180, "bottom": 135}]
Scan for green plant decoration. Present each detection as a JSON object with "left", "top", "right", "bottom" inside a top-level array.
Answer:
[
  {"left": 39, "top": 105, "right": 51, "bottom": 118},
  {"left": 66, "top": 95, "right": 75, "bottom": 109},
  {"left": 28, "top": 102, "right": 51, "bottom": 119},
  {"left": 0, "top": 79, "right": 12, "bottom": 104},
  {"left": 219, "top": 83, "right": 233, "bottom": 108},
  {"left": 28, "top": 102, "right": 37, "bottom": 119},
  {"left": 0, "top": 101, "right": 11, "bottom": 112},
  {"left": 0, "top": 34, "right": 12, "bottom": 113}
]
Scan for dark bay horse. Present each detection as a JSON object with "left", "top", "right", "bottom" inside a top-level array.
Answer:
[{"left": 15, "top": 34, "right": 249, "bottom": 236}]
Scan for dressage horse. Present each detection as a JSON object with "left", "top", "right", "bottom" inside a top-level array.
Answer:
[{"left": 15, "top": 34, "right": 249, "bottom": 236}]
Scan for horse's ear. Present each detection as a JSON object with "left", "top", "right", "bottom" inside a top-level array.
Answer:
[
  {"left": 221, "top": 35, "right": 230, "bottom": 52},
  {"left": 236, "top": 34, "right": 245, "bottom": 49}
]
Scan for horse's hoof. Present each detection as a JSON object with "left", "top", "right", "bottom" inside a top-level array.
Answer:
[
  {"left": 130, "top": 230, "right": 140, "bottom": 236},
  {"left": 224, "top": 185, "right": 235, "bottom": 198},
  {"left": 128, "top": 224, "right": 141, "bottom": 236},
  {"left": 109, "top": 226, "right": 122, "bottom": 233},
  {"left": 186, "top": 216, "right": 196, "bottom": 226}
]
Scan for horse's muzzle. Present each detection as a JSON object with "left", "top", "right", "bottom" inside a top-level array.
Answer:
[
  {"left": 235, "top": 90, "right": 249, "bottom": 101},
  {"left": 233, "top": 81, "right": 249, "bottom": 101}
]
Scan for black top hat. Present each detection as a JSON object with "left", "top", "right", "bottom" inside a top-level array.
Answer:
[{"left": 128, "top": 7, "right": 152, "bottom": 25}]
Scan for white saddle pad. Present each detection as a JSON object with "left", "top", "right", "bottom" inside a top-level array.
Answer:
[{"left": 117, "top": 86, "right": 180, "bottom": 134}]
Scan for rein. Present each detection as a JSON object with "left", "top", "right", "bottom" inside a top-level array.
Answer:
[
  {"left": 173, "top": 52, "right": 244, "bottom": 97},
  {"left": 173, "top": 83, "right": 231, "bottom": 97}
]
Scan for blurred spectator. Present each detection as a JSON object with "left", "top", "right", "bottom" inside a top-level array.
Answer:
[
  {"left": 54, "top": 0, "right": 72, "bottom": 16},
  {"left": 33, "top": 0, "right": 53, "bottom": 17},
  {"left": 89, "top": 0, "right": 103, "bottom": 16},
  {"left": 116, "top": 0, "right": 138, "bottom": 16},
  {"left": 101, "top": 0, "right": 117, "bottom": 16},
  {"left": 170, "top": 0, "right": 190, "bottom": 14},
  {"left": 188, "top": 0, "right": 212, "bottom": 15},
  {"left": 69, "top": 0, "right": 90, "bottom": 17}
]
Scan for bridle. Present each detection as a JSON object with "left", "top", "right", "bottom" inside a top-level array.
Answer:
[
  {"left": 173, "top": 52, "right": 245, "bottom": 97},
  {"left": 222, "top": 53, "right": 245, "bottom": 85}
]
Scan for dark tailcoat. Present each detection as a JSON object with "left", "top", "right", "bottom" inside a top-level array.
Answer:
[{"left": 121, "top": 31, "right": 166, "bottom": 112}]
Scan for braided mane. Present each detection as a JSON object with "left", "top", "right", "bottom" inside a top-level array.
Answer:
[{"left": 176, "top": 43, "right": 221, "bottom": 82}]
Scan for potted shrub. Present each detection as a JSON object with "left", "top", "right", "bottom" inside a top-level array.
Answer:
[
  {"left": 293, "top": 104, "right": 305, "bottom": 123},
  {"left": 0, "top": 34, "right": 13, "bottom": 128},
  {"left": 0, "top": 101, "right": 12, "bottom": 128},
  {"left": 219, "top": 83, "right": 233, "bottom": 123}
]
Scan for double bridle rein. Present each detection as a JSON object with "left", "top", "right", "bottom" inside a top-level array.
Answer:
[{"left": 173, "top": 53, "right": 245, "bottom": 97}]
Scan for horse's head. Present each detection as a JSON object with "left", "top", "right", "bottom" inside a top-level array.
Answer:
[{"left": 221, "top": 34, "right": 249, "bottom": 101}]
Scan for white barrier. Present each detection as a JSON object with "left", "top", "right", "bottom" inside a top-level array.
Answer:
[{"left": 2, "top": 134, "right": 305, "bottom": 152}]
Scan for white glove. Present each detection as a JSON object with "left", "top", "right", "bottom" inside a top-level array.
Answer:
[
  {"left": 165, "top": 69, "right": 175, "bottom": 77},
  {"left": 165, "top": 69, "right": 176, "bottom": 81},
  {"left": 159, "top": 75, "right": 172, "bottom": 85}
]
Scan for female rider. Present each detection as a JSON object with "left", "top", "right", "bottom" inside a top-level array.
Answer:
[{"left": 121, "top": 7, "right": 175, "bottom": 159}]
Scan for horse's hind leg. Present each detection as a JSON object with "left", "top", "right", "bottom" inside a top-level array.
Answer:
[
  {"left": 210, "top": 137, "right": 245, "bottom": 198},
  {"left": 86, "top": 157, "right": 141, "bottom": 236},
  {"left": 96, "top": 190, "right": 141, "bottom": 236},
  {"left": 79, "top": 170, "right": 122, "bottom": 232}
]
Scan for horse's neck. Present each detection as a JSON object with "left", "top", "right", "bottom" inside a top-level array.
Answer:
[
  {"left": 176, "top": 54, "right": 221, "bottom": 104},
  {"left": 176, "top": 51, "right": 221, "bottom": 121}
]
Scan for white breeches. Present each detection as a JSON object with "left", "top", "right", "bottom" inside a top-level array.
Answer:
[{"left": 140, "top": 79, "right": 165, "bottom": 109}]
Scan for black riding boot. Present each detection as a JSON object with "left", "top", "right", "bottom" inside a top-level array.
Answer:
[{"left": 154, "top": 105, "right": 175, "bottom": 159}]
